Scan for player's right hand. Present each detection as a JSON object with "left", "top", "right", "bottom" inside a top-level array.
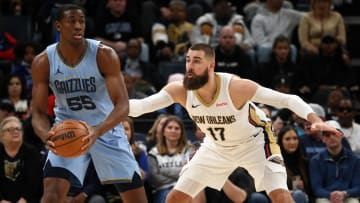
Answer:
[
  {"left": 46, "top": 126, "right": 57, "bottom": 153},
  {"left": 310, "top": 122, "right": 343, "bottom": 137}
]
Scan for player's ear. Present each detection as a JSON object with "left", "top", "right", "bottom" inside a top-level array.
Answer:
[
  {"left": 209, "top": 60, "right": 216, "bottom": 70},
  {"left": 55, "top": 22, "right": 61, "bottom": 31}
]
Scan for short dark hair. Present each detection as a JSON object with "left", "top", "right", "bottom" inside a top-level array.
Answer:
[
  {"left": 272, "top": 35, "right": 290, "bottom": 49},
  {"left": 189, "top": 43, "right": 215, "bottom": 59},
  {"left": 56, "top": 4, "right": 85, "bottom": 21}
]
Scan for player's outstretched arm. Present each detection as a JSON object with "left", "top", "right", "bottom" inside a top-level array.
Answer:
[
  {"left": 129, "top": 81, "right": 186, "bottom": 117},
  {"left": 233, "top": 78, "right": 343, "bottom": 137}
]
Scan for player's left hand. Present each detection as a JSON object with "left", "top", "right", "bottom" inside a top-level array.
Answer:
[
  {"left": 79, "top": 121, "right": 97, "bottom": 153},
  {"left": 311, "top": 122, "right": 343, "bottom": 137}
]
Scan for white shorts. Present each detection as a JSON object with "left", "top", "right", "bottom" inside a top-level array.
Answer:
[{"left": 174, "top": 137, "right": 287, "bottom": 197}]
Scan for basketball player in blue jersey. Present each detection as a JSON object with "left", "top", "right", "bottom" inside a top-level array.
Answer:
[
  {"left": 129, "top": 43, "right": 342, "bottom": 203},
  {"left": 31, "top": 4, "right": 148, "bottom": 203}
]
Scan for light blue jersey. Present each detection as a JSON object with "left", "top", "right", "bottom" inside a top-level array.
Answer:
[
  {"left": 44, "top": 39, "right": 140, "bottom": 188},
  {"left": 48, "top": 39, "right": 114, "bottom": 126}
]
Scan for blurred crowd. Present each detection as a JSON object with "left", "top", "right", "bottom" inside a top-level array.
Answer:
[{"left": 1, "top": 0, "right": 360, "bottom": 202}]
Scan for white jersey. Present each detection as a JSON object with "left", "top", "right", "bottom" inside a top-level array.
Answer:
[{"left": 185, "top": 72, "right": 280, "bottom": 158}]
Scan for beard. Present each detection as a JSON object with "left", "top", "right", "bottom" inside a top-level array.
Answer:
[{"left": 183, "top": 69, "right": 209, "bottom": 90}]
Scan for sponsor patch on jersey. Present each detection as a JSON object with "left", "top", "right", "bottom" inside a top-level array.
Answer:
[{"left": 216, "top": 102, "right": 228, "bottom": 107}]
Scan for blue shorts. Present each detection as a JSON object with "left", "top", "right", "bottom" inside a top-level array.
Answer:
[{"left": 44, "top": 129, "right": 141, "bottom": 189}]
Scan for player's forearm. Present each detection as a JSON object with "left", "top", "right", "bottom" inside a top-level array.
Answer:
[
  {"left": 32, "top": 112, "right": 51, "bottom": 143},
  {"left": 307, "top": 112, "right": 323, "bottom": 124},
  {"left": 96, "top": 103, "right": 129, "bottom": 137},
  {"left": 251, "top": 86, "right": 313, "bottom": 120},
  {"left": 129, "top": 90, "right": 174, "bottom": 117}
]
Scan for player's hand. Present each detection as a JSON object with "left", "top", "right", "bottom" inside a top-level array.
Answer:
[
  {"left": 310, "top": 122, "right": 343, "bottom": 137},
  {"left": 47, "top": 124, "right": 58, "bottom": 153},
  {"left": 79, "top": 121, "right": 97, "bottom": 153}
]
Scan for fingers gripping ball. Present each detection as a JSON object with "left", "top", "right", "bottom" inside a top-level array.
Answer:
[{"left": 49, "top": 120, "right": 89, "bottom": 158}]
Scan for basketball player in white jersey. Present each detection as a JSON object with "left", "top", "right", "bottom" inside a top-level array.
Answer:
[{"left": 129, "top": 43, "right": 342, "bottom": 203}]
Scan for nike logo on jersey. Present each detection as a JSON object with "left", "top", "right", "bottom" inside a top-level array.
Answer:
[
  {"left": 252, "top": 132, "right": 259, "bottom": 138},
  {"left": 191, "top": 104, "right": 201, "bottom": 108}
]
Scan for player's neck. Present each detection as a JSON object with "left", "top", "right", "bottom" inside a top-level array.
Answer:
[
  {"left": 57, "top": 40, "right": 88, "bottom": 67},
  {"left": 196, "top": 74, "right": 218, "bottom": 104}
]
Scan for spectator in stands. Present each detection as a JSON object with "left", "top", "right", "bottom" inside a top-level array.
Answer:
[
  {"left": 11, "top": 42, "right": 38, "bottom": 98},
  {"left": 123, "top": 72, "right": 150, "bottom": 100},
  {"left": 309, "top": 120, "right": 360, "bottom": 203},
  {"left": 277, "top": 125, "right": 312, "bottom": 203},
  {"left": 251, "top": 0, "right": 303, "bottom": 64},
  {"left": 1, "top": 74, "right": 28, "bottom": 119},
  {"left": 258, "top": 35, "right": 306, "bottom": 94},
  {"left": 298, "top": 0, "right": 346, "bottom": 55},
  {"left": 301, "top": 35, "right": 353, "bottom": 100},
  {"left": 324, "top": 89, "right": 345, "bottom": 121},
  {"left": 190, "top": 0, "right": 254, "bottom": 52},
  {"left": 193, "top": 167, "right": 271, "bottom": 203},
  {"left": 167, "top": 0, "right": 193, "bottom": 58},
  {"left": 257, "top": 104, "right": 272, "bottom": 118},
  {"left": 214, "top": 25, "right": 255, "bottom": 79},
  {"left": 0, "top": 99, "right": 15, "bottom": 123},
  {"left": 140, "top": 0, "right": 208, "bottom": 41},
  {"left": 94, "top": 0, "right": 142, "bottom": 58},
  {"left": 147, "top": 115, "right": 190, "bottom": 203},
  {"left": 122, "top": 38, "right": 160, "bottom": 91},
  {"left": 271, "top": 75, "right": 293, "bottom": 95},
  {"left": 9, "top": 0, "right": 22, "bottom": 16},
  {"left": 0, "top": 116, "right": 42, "bottom": 203},
  {"left": 146, "top": 114, "right": 170, "bottom": 151},
  {"left": 336, "top": 98, "right": 360, "bottom": 156},
  {"left": 151, "top": 0, "right": 194, "bottom": 63},
  {"left": 272, "top": 108, "right": 293, "bottom": 137},
  {"left": 242, "top": 0, "right": 294, "bottom": 24},
  {"left": 123, "top": 117, "right": 149, "bottom": 179},
  {"left": 1, "top": 0, "right": 41, "bottom": 17}
]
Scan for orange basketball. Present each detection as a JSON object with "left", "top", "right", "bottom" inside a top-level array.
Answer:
[{"left": 49, "top": 119, "right": 89, "bottom": 158}]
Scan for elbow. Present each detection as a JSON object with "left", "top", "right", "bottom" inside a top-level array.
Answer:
[{"left": 121, "top": 103, "right": 130, "bottom": 119}]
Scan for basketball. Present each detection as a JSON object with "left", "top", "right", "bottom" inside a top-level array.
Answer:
[{"left": 49, "top": 119, "right": 89, "bottom": 158}]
